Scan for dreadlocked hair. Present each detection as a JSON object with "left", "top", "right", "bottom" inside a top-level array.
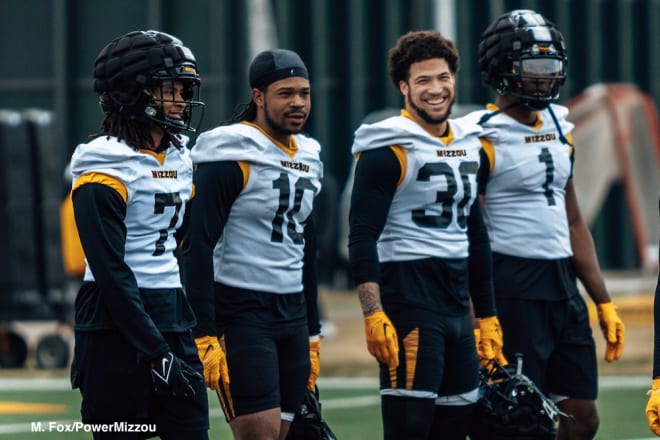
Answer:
[
  {"left": 222, "top": 100, "right": 257, "bottom": 125},
  {"left": 92, "top": 110, "right": 182, "bottom": 150}
]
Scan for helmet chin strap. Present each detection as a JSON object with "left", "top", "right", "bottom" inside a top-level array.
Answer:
[
  {"left": 144, "top": 104, "right": 189, "bottom": 135},
  {"left": 520, "top": 98, "right": 550, "bottom": 111},
  {"left": 478, "top": 97, "right": 571, "bottom": 148},
  {"left": 546, "top": 104, "right": 572, "bottom": 146}
]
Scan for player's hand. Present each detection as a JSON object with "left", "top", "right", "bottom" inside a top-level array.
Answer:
[
  {"left": 597, "top": 302, "right": 625, "bottom": 362},
  {"left": 474, "top": 327, "right": 507, "bottom": 369},
  {"left": 646, "top": 379, "right": 660, "bottom": 436},
  {"left": 477, "top": 316, "right": 504, "bottom": 362},
  {"left": 308, "top": 336, "right": 321, "bottom": 391},
  {"left": 364, "top": 311, "right": 399, "bottom": 368},
  {"left": 150, "top": 352, "right": 202, "bottom": 398},
  {"left": 195, "top": 335, "right": 230, "bottom": 390}
]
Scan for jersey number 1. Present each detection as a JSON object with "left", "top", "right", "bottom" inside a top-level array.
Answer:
[{"left": 538, "top": 147, "right": 556, "bottom": 206}]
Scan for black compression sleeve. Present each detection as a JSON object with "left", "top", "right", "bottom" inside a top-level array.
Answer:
[
  {"left": 477, "top": 149, "right": 490, "bottom": 195},
  {"left": 653, "top": 199, "right": 660, "bottom": 378},
  {"left": 654, "top": 272, "right": 660, "bottom": 378},
  {"left": 183, "top": 161, "right": 244, "bottom": 337},
  {"left": 303, "top": 215, "right": 321, "bottom": 336},
  {"left": 467, "top": 200, "right": 496, "bottom": 318},
  {"left": 348, "top": 148, "right": 400, "bottom": 284},
  {"left": 72, "top": 184, "right": 169, "bottom": 360}
]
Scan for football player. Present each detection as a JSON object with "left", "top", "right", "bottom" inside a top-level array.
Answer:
[
  {"left": 184, "top": 49, "right": 323, "bottom": 440},
  {"left": 69, "top": 30, "right": 208, "bottom": 439},
  {"left": 464, "top": 9, "right": 625, "bottom": 439},
  {"left": 645, "top": 200, "right": 660, "bottom": 437},
  {"left": 348, "top": 30, "right": 504, "bottom": 439}
]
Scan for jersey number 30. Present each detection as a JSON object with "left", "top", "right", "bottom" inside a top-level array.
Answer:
[{"left": 412, "top": 161, "right": 478, "bottom": 229}]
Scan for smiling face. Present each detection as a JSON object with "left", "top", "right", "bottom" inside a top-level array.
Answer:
[
  {"left": 253, "top": 76, "right": 311, "bottom": 144},
  {"left": 152, "top": 80, "right": 188, "bottom": 121},
  {"left": 147, "top": 80, "right": 190, "bottom": 148},
  {"left": 399, "top": 58, "right": 456, "bottom": 136}
]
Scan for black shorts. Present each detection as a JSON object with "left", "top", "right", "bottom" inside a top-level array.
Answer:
[
  {"left": 492, "top": 253, "right": 578, "bottom": 301},
  {"left": 496, "top": 295, "right": 598, "bottom": 400},
  {"left": 71, "top": 329, "right": 209, "bottom": 435},
  {"left": 214, "top": 288, "right": 309, "bottom": 421},
  {"left": 379, "top": 311, "right": 479, "bottom": 399}
]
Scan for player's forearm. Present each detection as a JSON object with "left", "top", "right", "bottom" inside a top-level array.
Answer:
[
  {"left": 73, "top": 184, "right": 169, "bottom": 360},
  {"left": 654, "top": 273, "right": 660, "bottom": 377},
  {"left": 467, "top": 200, "right": 496, "bottom": 317},
  {"left": 303, "top": 217, "right": 321, "bottom": 336},
  {"left": 184, "top": 161, "right": 243, "bottom": 336},
  {"left": 357, "top": 282, "right": 384, "bottom": 316},
  {"left": 570, "top": 221, "right": 611, "bottom": 304}
]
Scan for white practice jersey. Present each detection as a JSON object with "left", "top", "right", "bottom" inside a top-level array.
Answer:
[
  {"left": 352, "top": 114, "right": 483, "bottom": 261},
  {"left": 465, "top": 104, "right": 575, "bottom": 259},
  {"left": 191, "top": 122, "right": 323, "bottom": 293},
  {"left": 70, "top": 136, "right": 193, "bottom": 288}
]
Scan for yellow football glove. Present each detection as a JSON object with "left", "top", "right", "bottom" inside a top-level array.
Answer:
[
  {"left": 308, "top": 336, "right": 321, "bottom": 391},
  {"left": 195, "top": 335, "right": 230, "bottom": 391},
  {"left": 364, "top": 311, "right": 399, "bottom": 368},
  {"left": 477, "top": 316, "right": 504, "bottom": 362},
  {"left": 646, "top": 379, "right": 660, "bottom": 436},
  {"left": 597, "top": 302, "right": 625, "bottom": 362},
  {"left": 474, "top": 327, "right": 507, "bottom": 369}
]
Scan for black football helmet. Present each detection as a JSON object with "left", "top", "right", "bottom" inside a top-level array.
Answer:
[
  {"left": 478, "top": 9, "right": 567, "bottom": 110},
  {"left": 93, "top": 30, "right": 204, "bottom": 134},
  {"left": 470, "top": 355, "right": 571, "bottom": 440},
  {"left": 286, "top": 386, "right": 337, "bottom": 440}
]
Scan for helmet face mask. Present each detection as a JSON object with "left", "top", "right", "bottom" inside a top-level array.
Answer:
[
  {"left": 145, "top": 77, "right": 204, "bottom": 134},
  {"left": 470, "top": 357, "right": 568, "bottom": 440},
  {"left": 94, "top": 30, "right": 205, "bottom": 134},
  {"left": 507, "top": 55, "right": 565, "bottom": 110},
  {"left": 479, "top": 9, "right": 567, "bottom": 110},
  {"left": 286, "top": 386, "right": 337, "bottom": 440}
]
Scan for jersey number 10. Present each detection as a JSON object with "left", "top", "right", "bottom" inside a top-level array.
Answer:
[{"left": 271, "top": 173, "right": 318, "bottom": 245}]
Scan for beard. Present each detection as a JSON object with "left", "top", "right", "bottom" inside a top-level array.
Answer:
[
  {"left": 263, "top": 100, "right": 306, "bottom": 136},
  {"left": 407, "top": 89, "right": 455, "bottom": 126}
]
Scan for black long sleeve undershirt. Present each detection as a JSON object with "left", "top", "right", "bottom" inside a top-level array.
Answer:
[
  {"left": 183, "top": 161, "right": 244, "bottom": 338},
  {"left": 653, "top": 199, "right": 660, "bottom": 378},
  {"left": 348, "top": 146, "right": 496, "bottom": 318},
  {"left": 348, "top": 148, "right": 399, "bottom": 284},
  {"left": 72, "top": 184, "right": 170, "bottom": 361},
  {"left": 303, "top": 214, "right": 321, "bottom": 336},
  {"left": 466, "top": 199, "right": 496, "bottom": 318}
]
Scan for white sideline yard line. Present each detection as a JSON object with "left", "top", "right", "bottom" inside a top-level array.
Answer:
[
  {"left": 0, "top": 375, "right": 651, "bottom": 391},
  {"left": 0, "top": 378, "right": 71, "bottom": 391}
]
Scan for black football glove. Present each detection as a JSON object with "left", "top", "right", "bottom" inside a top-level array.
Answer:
[{"left": 150, "top": 352, "right": 202, "bottom": 398}]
